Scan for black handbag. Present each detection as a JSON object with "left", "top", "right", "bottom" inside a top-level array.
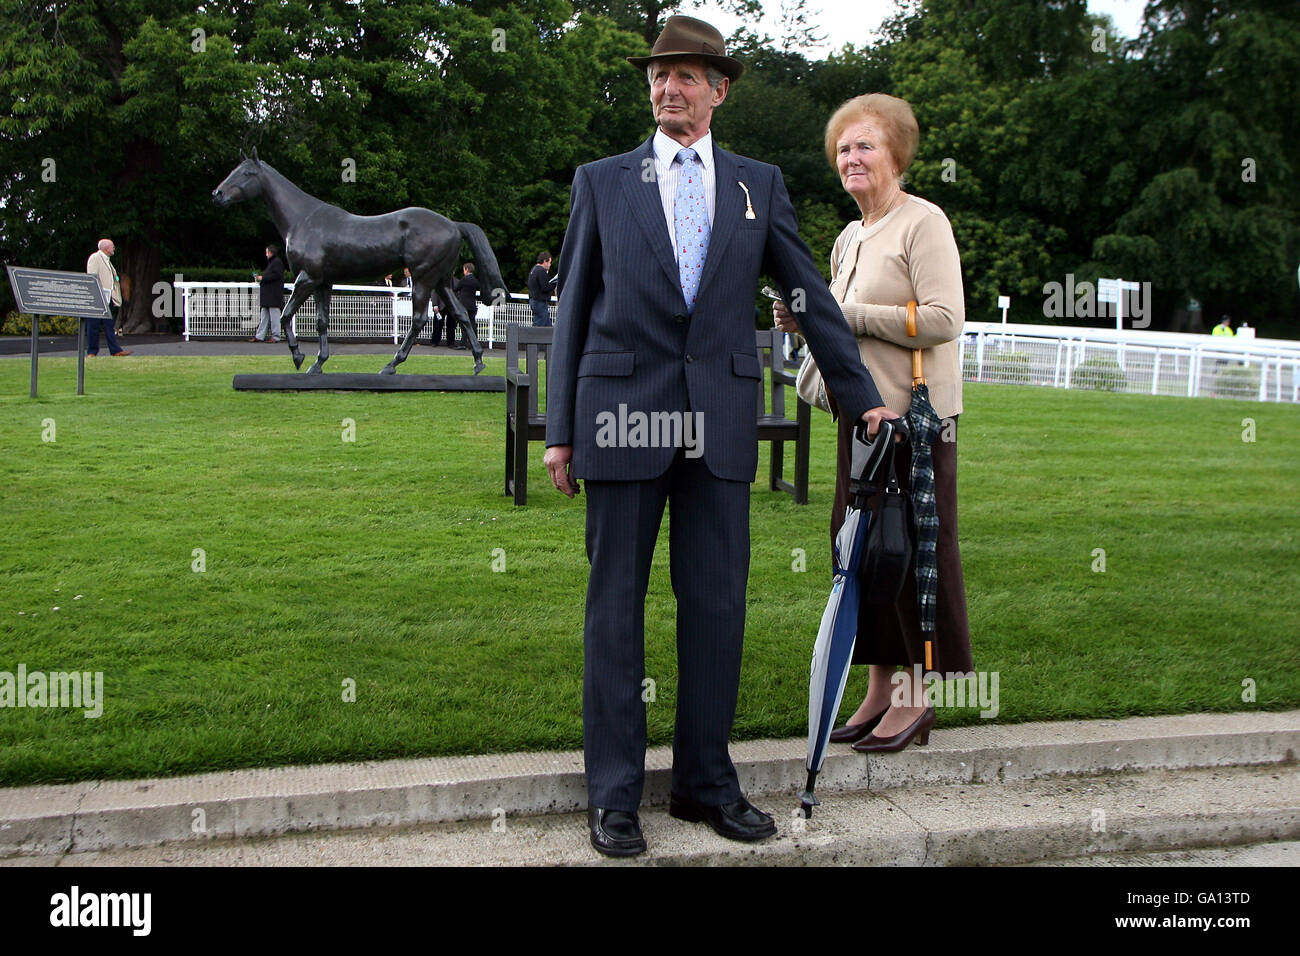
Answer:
[{"left": 859, "top": 424, "right": 916, "bottom": 605}]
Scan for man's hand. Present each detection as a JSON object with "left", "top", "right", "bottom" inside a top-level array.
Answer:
[
  {"left": 772, "top": 298, "right": 799, "bottom": 334},
  {"left": 860, "top": 405, "right": 901, "bottom": 440},
  {"left": 544, "top": 445, "right": 579, "bottom": 498}
]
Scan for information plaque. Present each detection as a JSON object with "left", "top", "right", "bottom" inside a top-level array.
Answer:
[
  {"left": 5, "top": 265, "right": 112, "bottom": 397},
  {"left": 6, "top": 266, "right": 111, "bottom": 320}
]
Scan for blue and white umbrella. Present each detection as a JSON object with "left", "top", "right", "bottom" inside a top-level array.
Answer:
[{"left": 800, "top": 418, "right": 903, "bottom": 816}]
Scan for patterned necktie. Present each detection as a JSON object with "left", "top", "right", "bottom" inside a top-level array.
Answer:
[{"left": 674, "top": 148, "right": 710, "bottom": 312}]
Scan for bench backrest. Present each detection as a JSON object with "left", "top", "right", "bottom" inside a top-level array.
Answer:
[
  {"left": 754, "top": 327, "right": 788, "bottom": 420},
  {"left": 506, "top": 324, "right": 553, "bottom": 418},
  {"left": 510, "top": 324, "right": 797, "bottom": 423}
]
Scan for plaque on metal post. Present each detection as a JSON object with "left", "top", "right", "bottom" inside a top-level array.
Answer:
[
  {"left": 6, "top": 265, "right": 113, "bottom": 397},
  {"left": 7, "top": 266, "right": 112, "bottom": 319}
]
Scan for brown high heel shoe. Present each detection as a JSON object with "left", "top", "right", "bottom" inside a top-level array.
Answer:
[
  {"left": 851, "top": 707, "right": 935, "bottom": 753},
  {"left": 828, "top": 707, "right": 888, "bottom": 743}
]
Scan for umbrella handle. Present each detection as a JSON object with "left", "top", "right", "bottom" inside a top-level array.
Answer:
[{"left": 908, "top": 300, "right": 926, "bottom": 386}]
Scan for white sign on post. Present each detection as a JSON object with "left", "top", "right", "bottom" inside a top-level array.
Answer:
[
  {"left": 997, "top": 295, "right": 1010, "bottom": 324},
  {"left": 1120, "top": 280, "right": 1140, "bottom": 354},
  {"left": 1097, "top": 278, "right": 1122, "bottom": 367}
]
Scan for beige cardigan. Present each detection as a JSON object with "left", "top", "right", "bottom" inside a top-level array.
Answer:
[
  {"left": 86, "top": 250, "right": 121, "bottom": 307},
  {"left": 809, "top": 194, "right": 964, "bottom": 419}
]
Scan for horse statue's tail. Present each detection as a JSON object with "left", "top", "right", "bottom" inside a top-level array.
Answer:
[{"left": 457, "top": 222, "right": 510, "bottom": 307}]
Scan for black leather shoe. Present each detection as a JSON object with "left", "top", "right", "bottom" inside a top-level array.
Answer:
[
  {"left": 828, "top": 707, "right": 887, "bottom": 743},
  {"left": 668, "top": 794, "right": 777, "bottom": 842},
  {"left": 588, "top": 806, "right": 646, "bottom": 857}
]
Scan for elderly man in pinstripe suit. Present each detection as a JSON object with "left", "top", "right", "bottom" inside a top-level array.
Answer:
[{"left": 544, "top": 15, "right": 897, "bottom": 857}]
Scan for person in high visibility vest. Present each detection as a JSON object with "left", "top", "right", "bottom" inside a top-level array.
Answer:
[{"left": 1212, "top": 314, "right": 1235, "bottom": 336}]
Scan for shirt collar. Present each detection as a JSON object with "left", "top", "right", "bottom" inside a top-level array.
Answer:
[{"left": 654, "top": 128, "right": 713, "bottom": 171}]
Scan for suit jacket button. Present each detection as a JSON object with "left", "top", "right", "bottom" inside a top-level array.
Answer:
[
  {"left": 673, "top": 313, "right": 687, "bottom": 325},
  {"left": 685, "top": 354, "right": 694, "bottom": 364}
]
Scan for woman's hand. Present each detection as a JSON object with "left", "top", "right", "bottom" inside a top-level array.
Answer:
[{"left": 773, "top": 298, "right": 800, "bottom": 334}]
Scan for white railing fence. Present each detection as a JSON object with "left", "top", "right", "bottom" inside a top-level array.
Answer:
[
  {"left": 960, "top": 322, "right": 1300, "bottom": 403},
  {"left": 176, "top": 282, "right": 552, "bottom": 350},
  {"left": 177, "top": 284, "right": 1298, "bottom": 403}
]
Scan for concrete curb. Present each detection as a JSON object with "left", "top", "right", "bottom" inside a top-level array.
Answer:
[{"left": 1, "top": 710, "right": 1295, "bottom": 859}]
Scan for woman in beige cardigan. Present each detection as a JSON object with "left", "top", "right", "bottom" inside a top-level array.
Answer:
[{"left": 776, "top": 93, "right": 972, "bottom": 753}]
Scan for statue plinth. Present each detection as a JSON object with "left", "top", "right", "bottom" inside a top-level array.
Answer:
[{"left": 232, "top": 373, "right": 505, "bottom": 392}]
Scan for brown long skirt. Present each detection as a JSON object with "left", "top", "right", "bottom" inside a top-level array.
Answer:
[{"left": 831, "top": 414, "right": 973, "bottom": 672}]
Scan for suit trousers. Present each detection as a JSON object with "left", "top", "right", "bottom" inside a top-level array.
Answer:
[
  {"left": 255, "top": 307, "right": 281, "bottom": 341},
  {"left": 86, "top": 313, "right": 123, "bottom": 355},
  {"left": 582, "top": 450, "right": 750, "bottom": 811}
]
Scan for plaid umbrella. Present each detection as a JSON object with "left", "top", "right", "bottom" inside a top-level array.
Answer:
[{"left": 904, "top": 300, "right": 942, "bottom": 668}]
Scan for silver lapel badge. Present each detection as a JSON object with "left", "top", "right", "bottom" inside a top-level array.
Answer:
[{"left": 737, "top": 181, "right": 756, "bottom": 219}]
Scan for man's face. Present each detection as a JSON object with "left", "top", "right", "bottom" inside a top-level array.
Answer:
[
  {"left": 542, "top": 258, "right": 552, "bottom": 270},
  {"left": 650, "top": 58, "right": 727, "bottom": 144},
  {"left": 103, "top": 241, "right": 115, "bottom": 256}
]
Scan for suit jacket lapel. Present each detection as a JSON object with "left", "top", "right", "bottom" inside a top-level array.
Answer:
[
  {"left": 620, "top": 137, "right": 682, "bottom": 297},
  {"left": 697, "top": 146, "right": 744, "bottom": 297}
]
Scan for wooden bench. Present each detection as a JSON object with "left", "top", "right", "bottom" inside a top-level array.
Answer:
[{"left": 505, "top": 325, "right": 810, "bottom": 505}]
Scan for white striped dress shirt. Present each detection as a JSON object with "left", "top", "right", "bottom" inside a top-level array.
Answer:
[{"left": 653, "top": 128, "right": 716, "bottom": 265}]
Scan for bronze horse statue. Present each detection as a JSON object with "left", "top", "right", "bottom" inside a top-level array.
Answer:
[{"left": 212, "top": 149, "right": 507, "bottom": 375}]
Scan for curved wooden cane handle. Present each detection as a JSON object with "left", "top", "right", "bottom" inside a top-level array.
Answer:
[{"left": 907, "top": 300, "right": 925, "bottom": 386}]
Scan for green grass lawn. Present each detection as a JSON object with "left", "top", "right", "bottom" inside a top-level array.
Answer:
[{"left": 0, "top": 352, "right": 1297, "bottom": 786}]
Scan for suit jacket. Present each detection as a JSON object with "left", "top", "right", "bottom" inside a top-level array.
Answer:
[
  {"left": 546, "top": 135, "right": 884, "bottom": 482},
  {"left": 453, "top": 274, "right": 480, "bottom": 315},
  {"left": 86, "top": 250, "right": 121, "bottom": 307},
  {"left": 260, "top": 256, "right": 286, "bottom": 308}
]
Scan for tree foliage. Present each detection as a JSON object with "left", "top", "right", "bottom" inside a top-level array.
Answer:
[{"left": 1, "top": 0, "right": 1296, "bottom": 333}]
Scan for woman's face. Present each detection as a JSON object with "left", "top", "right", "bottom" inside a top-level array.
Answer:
[{"left": 836, "top": 118, "right": 898, "bottom": 205}]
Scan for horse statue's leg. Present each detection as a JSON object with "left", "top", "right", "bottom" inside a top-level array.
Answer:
[
  {"left": 306, "top": 285, "right": 333, "bottom": 374},
  {"left": 380, "top": 281, "right": 433, "bottom": 374},
  {"left": 442, "top": 277, "right": 486, "bottom": 375},
  {"left": 280, "top": 272, "right": 319, "bottom": 370}
]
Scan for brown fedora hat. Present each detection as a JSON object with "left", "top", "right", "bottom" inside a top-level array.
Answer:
[{"left": 627, "top": 15, "right": 744, "bottom": 80}]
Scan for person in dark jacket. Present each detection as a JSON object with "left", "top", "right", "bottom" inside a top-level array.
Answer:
[
  {"left": 527, "top": 251, "right": 553, "bottom": 326},
  {"left": 450, "top": 262, "right": 480, "bottom": 348},
  {"left": 253, "top": 245, "right": 286, "bottom": 342}
]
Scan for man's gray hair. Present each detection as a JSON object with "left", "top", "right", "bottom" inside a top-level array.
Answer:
[{"left": 646, "top": 58, "right": 726, "bottom": 92}]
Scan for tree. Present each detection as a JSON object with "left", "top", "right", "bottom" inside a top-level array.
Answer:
[
  {"left": 1090, "top": 0, "right": 1300, "bottom": 325},
  {"left": 0, "top": 1, "right": 253, "bottom": 329},
  {"left": 0, "top": 1, "right": 648, "bottom": 325}
]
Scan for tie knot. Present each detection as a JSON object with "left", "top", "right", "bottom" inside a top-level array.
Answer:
[{"left": 676, "top": 148, "right": 698, "bottom": 166}]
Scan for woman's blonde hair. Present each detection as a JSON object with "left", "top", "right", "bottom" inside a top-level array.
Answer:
[{"left": 824, "top": 93, "right": 918, "bottom": 181}]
